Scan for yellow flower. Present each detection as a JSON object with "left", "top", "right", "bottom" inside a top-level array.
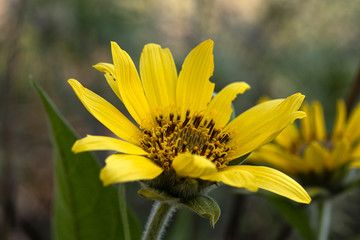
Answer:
[
  {"left": 249, "top": 100, "right": 360, "bottom": 191},
  {"left": 68, "top": 40, "right": 310, "bottom": 204}
]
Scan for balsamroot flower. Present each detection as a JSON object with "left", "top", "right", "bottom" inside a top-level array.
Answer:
[
  {"left": 69, "top": 40, "right": 310, "bottom": 204},
  {"left": 249, "top": 100, "right": 360, "bottom": 194}
]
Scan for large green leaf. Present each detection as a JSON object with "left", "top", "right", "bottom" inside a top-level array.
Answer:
[
  {"left": 33, "top": 81, "right": 140, "bottom": 240},
  {"left": 167, "top": 209, "right": 194, "bottom": 240},
  {"left": 127, "top": 206, "right": 142, "bottom": 240}
]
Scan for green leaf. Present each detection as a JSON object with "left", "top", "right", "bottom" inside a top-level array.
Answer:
[
  {"left": 265, "top": 194, "right": 316, "bottom": 240},
  {"left": 167, "top": 209, "right": 194, "bottom": 240},
  {"left": 179, "top": 195, "right": 221, "bottom": 228},
  {"left": 32, "top": 80, "right": 140, "bottom": 240},
  {"left": 128, "top": 207, "right": 142, "bottom": 240},
  {"left": 119, "top": 184, "right": 140, "bottom": 240}
]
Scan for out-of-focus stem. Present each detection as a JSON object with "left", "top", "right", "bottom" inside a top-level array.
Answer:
[
  {"left": 118, "top": 184, "right": 131, "bottom": 240},
  {"left": 318, "top": 200, "right": 332, "bottom": 240},
  {"left": 223, "top": 194, "right": 246, "bottom": 240}
]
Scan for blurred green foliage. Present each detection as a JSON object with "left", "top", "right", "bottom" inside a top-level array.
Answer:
[{"left": 1, "top": 0, "right": 360, "bottom": 239}]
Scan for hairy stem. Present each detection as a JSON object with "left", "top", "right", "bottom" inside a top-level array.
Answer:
[{"left": 142, "top": 202, "right": 175, "bottom": 240}]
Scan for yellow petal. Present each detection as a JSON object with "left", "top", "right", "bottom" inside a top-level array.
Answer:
[
  {"left": 204, "top": 82, "right": 250, "bottom": 128},
  {"left": 72, "top": 135, "right": 147, "bottom": 155},
  {"left": 140, "top": 44, "right": 177, "bottom": 114},
  {"left": 303, "top": 142, "right": 330, "bottom": 173},
  {"left": 300, "top": 102, "right": 312, "bottom": 142},
  {"left": 351, "top": 141, "right": 360, "bottom": 158},
  {"left": 100, "top": 154, "right": 163, "bottom": 186},
  {"left": 248, "top": 144, "right": 303, "bottom": 175},
  {"left": 172, "top": 153, "right": 217, "bottom": 178},
  {"left": 202, "top": 166, "right": 258, "bottom": 191},
  {"left": 332, "top": 99, "right": 346, "bottom": 143},
  {"left": 226, "top": 93, "right": 306, "bottom": 159},
  {"left": 257, "top": 96, "right": 271, "bottom": 104},
  {"left": 344, "top": 103, "right": 360, "bottom": 142},
  {"left": 93, "top": 63, "right": 122, "bottom": 101},
  {"left": 350, "top": 160, "right": 360, "bottom": 168},
  {"left": 311, "top": 101, "right": 327, "bottom": 141},
  {"left": 111, "top": 42, "right": 154, "bottom": 128},
  {"left": 68, "top": 79, "right": 141, "bottom": 145},
  {"left": 176, "top": 40, "right": 215, "bottom": 119},
  {"left": 329, "top": 140, "right": 350, "bottom": 169},
  {"left": 237, "top": 165, "right": 311, "bottom": 204},
  {"left": 274, "top": 123, "right": 300, "bottom": 150}
]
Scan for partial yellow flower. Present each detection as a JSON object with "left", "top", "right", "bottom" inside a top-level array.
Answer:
[
  {"left": 249, "top": 100, "right": 360, "bottom": 192},
  {"left": 69, "top": 40, "right": 310, "bottom": 204}
]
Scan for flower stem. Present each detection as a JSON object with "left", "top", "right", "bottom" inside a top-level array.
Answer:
[
  {"left": 118, "top": 184, "right": 131, "bottom": 240},
  {"left": 318, "top": 200, "right": 332, "bottom": 240},
  {"left": 142, "top": 202, "right": 175, "bottom": 240}
]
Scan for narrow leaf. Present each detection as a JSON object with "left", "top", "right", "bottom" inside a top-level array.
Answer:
[{"left": 32, "top": 80, "right": 139, "bottom": 240}]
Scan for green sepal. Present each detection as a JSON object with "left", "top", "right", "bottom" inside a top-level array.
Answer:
[
  {"left": 138, "top": 186, "right": 179, "bottom": 203},
  {"left": 138, "top": 186, "right": 221, "bottom": 228},
  {"left": 179, "top": 195, "right": 221, "bottom": 228},
  {"left": 228, "top": 152, "right": 251, "bottom": 166}
]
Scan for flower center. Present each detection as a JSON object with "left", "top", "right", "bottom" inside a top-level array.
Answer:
[{"left": 140, "top": 111, "right": 232, "bottom": 171}]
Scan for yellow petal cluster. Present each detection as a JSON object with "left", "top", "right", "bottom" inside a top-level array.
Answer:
[
  {"left": 69, "top": 40, "right": 311, "bottom": 204},
  {"left": 249, "top": 100, "right": 360, "bottom": 184}
]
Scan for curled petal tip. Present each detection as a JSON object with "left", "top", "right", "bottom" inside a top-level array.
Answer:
[{"left": 67, "top": 78, "right": 78, "bottom": 85}]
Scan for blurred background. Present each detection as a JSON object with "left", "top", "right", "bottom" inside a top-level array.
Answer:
[{"left": 1, "top": 0, "right": 360, "bottom": 239}]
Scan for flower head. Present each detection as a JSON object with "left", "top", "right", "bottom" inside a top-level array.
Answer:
[
  {"left": 249, "top": 100, "right": 360, "bottom": 195},
  {"left": 69, "top": 40, "right": 310, "bottom": 203}
]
